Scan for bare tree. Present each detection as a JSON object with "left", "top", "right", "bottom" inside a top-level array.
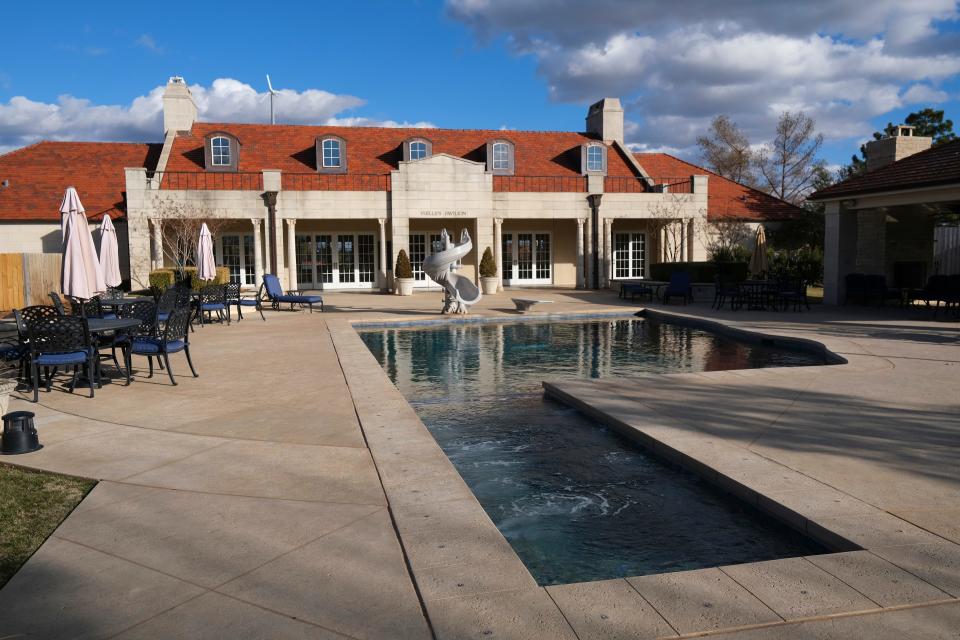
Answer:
[
  {"left": 754, "top": 111, "right": 825, "bottom": 205},
  {"left": 152, "top": 197, "right": 226, "bottom": 277},
  {"left": 648, "top": 194, "right": 704, "bottom": 262},
  {"left": 696, "top": 115, "right": 756, "bottom": 185}
]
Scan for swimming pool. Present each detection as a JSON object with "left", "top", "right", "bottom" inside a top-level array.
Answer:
[{"left": 360, "top": 316, "right": 827, "bottom": 585}]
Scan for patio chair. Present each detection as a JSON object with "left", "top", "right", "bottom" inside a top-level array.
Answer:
[
  {"left": 262, "top": 273, "right": 323, "bottom": 313},
  {"left": 620, "top": 282, "right": 654, "bottom": 303},
  {"left": 113, "top": 300, "right": 158, "bottom": 384},
  {"left": 48, "top": 292, "right": 66, "bottom": 315},
  {"left": 223, "top": 282, "right": 264, "bottom": 322},
  {"left": 65, "top": 295, "right": 115, "bottom": 319},
  {"left": 712, "top": 275, "right": 740, "bottom": 310},
  {"left": 14, "top": 305, "right": 61, "bottom": 389},
  {"left": 662, "top": 272, "right": 692, "bottom": 305},
  {"left": 774, "top": 277, "right": 810, "bottom": 312},
  {"left": 125, "top": 306, "right": 198, "bottom": 386},
  {"left": 195, "top": 283, "right": 229, "bottom": 326},
  {"left": 24, "top": 314, "right": 97, "bottom": 402}
]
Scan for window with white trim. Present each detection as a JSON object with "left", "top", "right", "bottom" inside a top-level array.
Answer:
[
  {"left": 322, "top": 139, "right": 342, "bottom": 168},
  {"left": 409, "top": 140, "right": 428, "bottom": 161},
  {"left": 613, "top": 232, "right": 646, "bottom": 279},
  {"left": 211, "top": 137, "right": 231, "bottom": 166},
  {"left": 492, "top": 142, "right": 510, "bottom": 170},
  {"left": 586, "top": 145, "right": 604, "bottom": 172}
]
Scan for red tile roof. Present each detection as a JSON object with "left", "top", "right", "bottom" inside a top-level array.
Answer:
[
  {"left": 163, "top": 123, "right": 640, "bottom": 188},
  {"left": 809, "top": 138, "right": 960, "bottom": 200},
  {"left": 0, "top": 141, "right": 161, "bottom": 222},
  {"left": 634, "top": 153, "right": 803, "bottom": 221}
]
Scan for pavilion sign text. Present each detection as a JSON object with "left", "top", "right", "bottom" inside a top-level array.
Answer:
[{"left": 420, "top": 210, "right": 469, "bottom": 217}]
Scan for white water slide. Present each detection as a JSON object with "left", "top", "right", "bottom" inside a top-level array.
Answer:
[{"left": 422, "top": 229, "right": 482, "bottom": 314}]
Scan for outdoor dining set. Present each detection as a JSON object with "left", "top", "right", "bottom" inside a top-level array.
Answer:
[{"left": 619, "top": 272, "right": 810, "bottom": 312}]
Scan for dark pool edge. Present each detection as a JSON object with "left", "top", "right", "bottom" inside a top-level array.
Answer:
[
  {"left": 350, "top": 309, "right": 639, "bottom": 330},
  {"left": 541, "top": 380, "right": 862, "bottom": 555},
  {"left": 638, "top": 308, "right": 848, "bottom": 366}
]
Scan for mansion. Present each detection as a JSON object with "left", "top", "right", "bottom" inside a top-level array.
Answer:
[{"left": 0, "top": 77, "right": 800, "bottom": 293}]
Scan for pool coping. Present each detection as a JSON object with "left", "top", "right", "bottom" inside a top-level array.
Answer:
[{"left": 328, "top": 309, "right": 960, "bottom": 638}]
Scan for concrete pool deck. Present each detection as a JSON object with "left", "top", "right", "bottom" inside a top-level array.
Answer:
[{"left": 0, "top": 288, "right": 957, "bottom": 638}]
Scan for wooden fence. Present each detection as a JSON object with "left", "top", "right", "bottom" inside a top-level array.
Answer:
[{"left": 0, "top": 253, "right": 62, "bottom": 310}]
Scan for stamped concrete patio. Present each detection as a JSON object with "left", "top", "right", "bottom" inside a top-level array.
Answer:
[{"left": 0, "top": 288, "right": 957, "bottom": 638}]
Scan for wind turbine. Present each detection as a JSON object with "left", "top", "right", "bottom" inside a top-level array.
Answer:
[{"left": 266, "top": 75, "right": 279, "bottom": 125}]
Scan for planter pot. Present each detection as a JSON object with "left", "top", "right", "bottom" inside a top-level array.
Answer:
[
  {"left": 0, "top": 378, "right": 17, "bottom": 418},
  {"left": 481, "top": 277, "right": 499, "bottom": 295},
  {"left": 395, "top": 277, "right": 415, "bottom": 296}
]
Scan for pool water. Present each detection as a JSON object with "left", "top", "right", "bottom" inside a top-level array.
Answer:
[{"left": 360, "top": 317, "right": 827, "bottom": 585}]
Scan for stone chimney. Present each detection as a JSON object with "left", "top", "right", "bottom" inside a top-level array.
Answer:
[
  {"left": 585, "top": 98, "right": 624, "bottom": 144},
  {"left": 864, "top": 125, "right": 932, "bottom": 172},
  {"left": 162, "top": 76, "right": 197, "bottom": 135}
]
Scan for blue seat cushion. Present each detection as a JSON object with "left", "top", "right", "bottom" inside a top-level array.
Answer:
[
  {"left": 0, "top": 344, "right": 24, "bottom": 360},
  {"left": 157, "top": 311, "right": 170, "bottom": 321},
  {"left": 131, "top": 337, "right": 186, "bottom": 354},
  {"left": 238, "top": 299, "right": 259, "bottom": 306},
  {"left": 101, "top": 313, "right": 117, "bottom": 320},
  {"left": 275, "top": 294, "right": 322, "bottom": 304},
  {"left": 36, "top": 350, "right": 90, "bottom": 365},
  {"left": 200, "top": 303, "right": 225, "bottom": 311}
]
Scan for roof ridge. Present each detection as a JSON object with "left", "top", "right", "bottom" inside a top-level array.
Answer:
[{"left": 190, "top": 121, "right": 598, "bottom": 137}]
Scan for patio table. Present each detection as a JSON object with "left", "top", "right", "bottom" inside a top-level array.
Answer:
[
  {"left": 737, "top": 281, "right": 778, "bottom": 311},
  {"left": 98, "top": 297, "right": 150, "bottom": 312}
]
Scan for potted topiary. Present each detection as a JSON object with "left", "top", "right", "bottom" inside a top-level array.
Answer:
[
  {"left": 479, "top": 247, "right": 499, "bottom": 295},
  {"left": 395, "top": 249, "right": 415, "bottom": 296}
]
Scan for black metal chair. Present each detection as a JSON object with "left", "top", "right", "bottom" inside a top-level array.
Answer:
[
  {"left": 24, "top": 314, "right": 97, "bottom": 402},
  {"left": 125, "top": 306, "right": 198, "bottom": 386},
  {"left": 113, "top": 300, "right": 158, "bottom": 384},
  {"left": 774, "top": 277, "right": 810, "bottom": 312},
  {"left": 65, "top": 295, "right": 113, "bottom": 319},
  {"left": 195, "top": 284, "right": 229, "bottom": 326},
  {"left": 712, "top": 275, "right": 740, "bottom": 310},
  {"left": 48, "top": 292, "right": 66, "bottom": 316}
]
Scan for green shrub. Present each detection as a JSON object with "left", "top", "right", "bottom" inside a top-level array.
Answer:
[
  {"left": 149, "top": 266, "right": 230, "bottom": 291},
  {"left": 395, "top": 250, "right": 414, "bottom": 279},
  {"left": 767, "top": 247, "right": 823, "bottom": 284},
  {"left": 479, "top": 247, "right": 497, "bottom": 278},
  {"left": 650, "top": 261, "right": 749, "bottom": 283},
  {"left": 148, "top": 269, "right": 175, "bottom": 290},
  {"left": 709, "top": 244, "right": 752, "bottom": 264}
]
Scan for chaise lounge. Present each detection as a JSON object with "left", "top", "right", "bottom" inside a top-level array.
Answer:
[{"left": 262, "top": 274, "right": 324, "bottom": 313}]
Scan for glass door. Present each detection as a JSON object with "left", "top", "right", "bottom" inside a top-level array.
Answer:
[
  {"left": 297, "top": 232, "right": 376, "bottom": 290},
  {"left": 216, "top": 234, "right": 255, "bottom": 286},
  {"left": 408, "top": 232, "right": 445, "bottom": 288},
  {"left": 613, "top": 232, "right": 646, "bottom": 279},
  {"left": 502, "top": 231, "right": 552, "bottom": 285}
]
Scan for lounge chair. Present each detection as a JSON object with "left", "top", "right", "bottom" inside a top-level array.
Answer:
[
  {"left": 262, "top": 274, "right": 324, "bottom": 313},
  {"left": 662, "top": 272, "right": 692, "bottom": 305}
]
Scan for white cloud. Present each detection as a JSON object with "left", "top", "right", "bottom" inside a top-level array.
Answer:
[
  {"left": 0, "top": 78, "right": 433, "bottom": 153},
  {"left": 447, "top": 0, "right": 960, "bottom": 157},
  {"left": 135, "top": 34, "right": 164, "bottom": 54}
]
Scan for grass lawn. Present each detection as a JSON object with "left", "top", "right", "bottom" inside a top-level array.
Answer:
[
  {"left": 0, "top": 463, "right": 95, "bottom": 587},
  {"left": 807, "top": 285, "right": 824, "bottom": 304}
]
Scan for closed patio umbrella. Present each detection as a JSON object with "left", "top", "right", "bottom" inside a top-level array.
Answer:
[
  {"left": 98, "top": 214, "right": 122, "bottom": 288},
  {"left": 197, "top": 222, "right": 216, "bottom": 281},
  {"left": 749, "top": 225, "right": 769, "bottom": 279},
  {"left": 60, "top": 187, "right": 106, "bottom": 299}
]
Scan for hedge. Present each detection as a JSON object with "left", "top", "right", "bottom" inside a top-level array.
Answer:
[
  {"left": 649, "top": 261, "right": 749, "bottom": 283},
  {"left": 149, "top": 266, "right": 231, "bottom": 291}
]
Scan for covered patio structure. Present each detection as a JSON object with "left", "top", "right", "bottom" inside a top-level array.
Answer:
[{"left": 811, "top": 138, "right": 960, "bottom": 305}]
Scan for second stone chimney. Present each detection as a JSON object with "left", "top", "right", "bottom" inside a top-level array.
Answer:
[
  {"left": 586, "top": 98, "right": 624, "bottom": 144},
  {"left": 865, "top": 125, "right": 932, "bottom": 172},
  {"left": 162, "top": 76, "right": 198, "bottom": 135}
]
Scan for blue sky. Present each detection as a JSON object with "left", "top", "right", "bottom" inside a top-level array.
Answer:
[{"left": 1, "top": 0, "right": 958, "bottom": 171}]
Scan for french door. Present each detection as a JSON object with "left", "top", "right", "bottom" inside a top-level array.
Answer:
[
  {"left": 215, "top": 234, "right": 256, "bottom": 286},
  {"left": 502, "top": 232, "right": 552, "bottom": 285},
  {"left": 408, "top": 232, "right": 446, "bottom": 288},
  {"left": 294, "top": 232, "right": 377, "bottom": 289},
  {"left": 613, "top": 232, "right": 646, "bottom": 279}
]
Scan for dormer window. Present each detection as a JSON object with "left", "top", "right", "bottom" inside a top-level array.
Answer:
[
  {"left": 317, "top": 136, "right": 347, "bottom": 173},
  {"left": 403, "top": 138, "right": 432, "bottom": 162},
  {"left": 582, "top": 143, "right": 607, "bottom": 175},
  {"left": 486, "top": 139, "right": 515, "bottom": 175},
  {"left": 204, "top": 132, "right": 239, "bottom": 171},
  {"left": 212, "top": 137, "right": 231, "bottom": 166}
]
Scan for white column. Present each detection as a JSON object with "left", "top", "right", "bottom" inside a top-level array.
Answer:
[
  {"left": 285, "top": 218, "right": 298, "bottom": 291},
  {"left": 251, "top": 218, "right": 263, "bottom": 287},
  {"left": 150, "top": 218, "right": 163, "bottom": 270},
  {"left": 603, "top": 218, "right": 613, "bottom": 288},
  {"left": 585, "top": 215, "right": 594, "bottom": 288},
  {"left": 493, "top": 217, "right": 504, "bottom": 292},
  {"left": 576, "top": 218, "right": 585, "bottom": 289},
  {"left": 378, "top": 218, "right": 388, "bottom": 292}
]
